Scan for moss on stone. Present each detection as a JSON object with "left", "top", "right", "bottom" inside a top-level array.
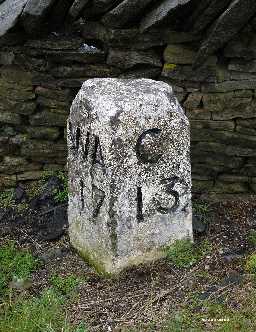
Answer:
[
  {"left": 77, "top": 247, "right": 112, "bottom": 277},
  {"left": 163, "top": 63, "right": 177, "bottom": 70}
]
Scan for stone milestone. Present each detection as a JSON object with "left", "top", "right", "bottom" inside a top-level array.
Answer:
[{"left": 67, "top": 78, "right": 192, "bottom": 274}]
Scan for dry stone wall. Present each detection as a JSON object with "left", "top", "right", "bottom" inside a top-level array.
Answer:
[{"left": 0, "top": 21, "right": 256, "bottom": 196}]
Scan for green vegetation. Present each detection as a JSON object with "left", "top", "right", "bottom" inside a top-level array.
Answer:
[
  {"left": 0, "top": 289, "right": 87, "bottom": 332},
  {"left": 165, "top": 239, "right": 212, "bottom": 268},
  {"left": 248, "top": 230, "right": 256, "bottom": 246},
  {"left": 52, "top": 171, "right": 69, "bottom": 203},
  {"left": 162, "top": 288, "right": 256, "bottom": 332},
  {"left": 245, "top": 253, "right": 256, "bottom": 274},
  {"left": 0, "top": 241, "right": 39, "bottom": 296},
  {"left": 0, "top": 189, "right": 15, "bottom": 209},
  {"left": 193, "top": 200, "right": 211, "bottom": 225},
  {"left": 28, "top": 170, "right": 68, "bottom": 203},
  {"left": 50, "top": 274, "right": 84, "bottom": 295},
  {"left": 0, "top": 242, "right": 87, "bottom": 332},
  {"left": 0, "top": 189, "right": 30, "bottom": 213}
]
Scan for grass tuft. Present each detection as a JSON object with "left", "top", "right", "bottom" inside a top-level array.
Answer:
[
  {"left": 248, "top": 230, "right": 256, "bottom": 246},
  {"left": 245, "top": 253, "right": 256, "bottom": 274},
  {"left": 50, "top": 274, "right": 83, "bottom": 295},
  {"left": 0, "top": 288, "right": 88, "bottom": 332},
  {"left": 165, "top": 239, "right": 212, "bottom": 268},
  {"left": 0, "top": 241, "right": 39, "bottom": 296}
]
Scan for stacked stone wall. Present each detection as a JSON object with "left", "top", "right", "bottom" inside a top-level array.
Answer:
[{"left": 0, "top": 23, "right": 256, "bottom": 196}]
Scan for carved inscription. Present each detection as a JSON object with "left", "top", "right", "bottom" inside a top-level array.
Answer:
[
  {"left": 80, "top": 179, "right": 84, "bottom": 210},
  {"left": 136, "top": 187, "right": 144, "bottom": 223},
  {"left": 136, "top": 128, "right": 163, "bottom": 163}
]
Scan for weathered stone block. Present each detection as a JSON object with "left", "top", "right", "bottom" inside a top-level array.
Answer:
[
  {"left": 26, "top": 127, "right": 60, "bottom": 140},
  {"left": 192, "top": 179, "right": 214, "bottom": 193},
  {"left": 162, "top": 64, "right": 216, "bottom": 83},
  {"left": 140, "top": 0, "right": 192, "bottom": 31},
  {"left": 202, "top": 81, "right": 256, "bottom": 93},
  {"left": 213, "top": 181, "right": 248, "bottom": 194},
  {"left": 35, "top": 86, "right": 74, "bottom": 102},
  {"left": 68, "top": 0, "right": 90, "bottom": 20},
  {"left": 119, "top": 67, "right": 161, "bottom": 79},
  {"left": 21, "top": 140, "right": 67, "bottom": 161},
  {"left": 68, "top": 78, "right": 192, "bottom": 274},
  {"left": 0, "top": 51, "right": 14, "bottom": 65},
  {"left": 251, "top": 178, "right": 256, "bottom": 193},
  {"left": 25, "top": 37, "right": 83, "bottom": 50},
  {"left": 0, "top": 156, "right": 41, "bottom": 174},
  {"left": 52, "top": 64, "right": 121, "bottom": 78},
  {"left": 0, "top": 100, "right": 36, "bottom": 115},
  {"left": 101, "top": 0, "right": 154, "bottom": 28},
  {"left": 82, "top": 22, "right": 199, "bottom": 49},
  {"left": 17, "top": 170, "right": 44, "bottom": 181},
  {"left": 107, "top": 49, "right": 162, "bottom": 69},
  {"left": 21, "top": 0, "right": 56, "bottom": 34},
  {"left": 183, "top": 93, "right": 202, "bottom": 109},
  {"left": 0, "top": 0, "right": 28, "bottom": 37},
  {"left": 37, "top": 96, "right": 70, "bottom": 111},
  {"left": 186, "top": 108, "right": 211, "bottom": 120},
  {"left": 0, "top": 112, "right": 21, "bottom": 125},
  {"left": 0, "top": 174, "right": 16, "bottom": 188},
  {"left": 29, "top": 111, "right": 67, "bottom": 127},
  {"left": 229, "top": 59, "right": 256, "bottom": 73},
  {"left": 164, "top": 45, "right": 217, "bottom": 65},
  {"left": 193, "top": 142, "right": 256, "bottom": 157},
  {"left": 0, "top": 66, "right": 32, "bottom": 87},
  {"left": 190, "top": 120, "right": 235, "bottom": 132}
]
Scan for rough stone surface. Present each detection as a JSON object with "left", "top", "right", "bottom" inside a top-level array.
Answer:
[
  {"left": 68, "top": 78, "right": 192, "bottom": 274},
  {"left": 102, "top": 0, "right": 154, "bottom": 28},
  {"left": 84, "top": 0, "right": 122, "bottom": 17},
  {"left": 164, "top": 45, "right": 217, "bottom": 65},
  {"left": 191, "top": 0, "right": 231, "bottom": 33},
  {"left": 140, "top": 0, "right": 192, "bottom": 32},
  {"left": 107, "top": 49, "right": 162, "bottom": 69},
  {"left": 0, "top": 0, "right": 28, "bottom": 37},
  {"left": 68, "top": 0, "right": 90, "bottom": 20},
  {"left": 21, "top": 0, "right": 56, "bottom": 33},
  {"left": 195, "top": 0, "right": 256, "bottom": 68}
]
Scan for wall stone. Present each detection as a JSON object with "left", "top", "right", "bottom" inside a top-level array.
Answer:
[{"left": 0, "top": 20, "right": 256, "bottom": 197}]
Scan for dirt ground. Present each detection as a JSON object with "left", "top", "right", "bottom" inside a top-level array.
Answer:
[{"left": 1, "top": 197, "right": 256, "bottom": 331}]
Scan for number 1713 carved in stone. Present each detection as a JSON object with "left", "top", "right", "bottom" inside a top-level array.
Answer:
[{"left": 67, "top": 78, "right": 192, "bottom": 274}]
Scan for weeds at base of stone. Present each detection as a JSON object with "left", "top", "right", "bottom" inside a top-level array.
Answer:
[
  {"left": 165, "top": 238, "right": 212, "bottom": 268},
  {"left": 248, "top": 230, "right": 256, "bottom": 246},
  {"left": 193, "top": 200, "right": 212, "bottom": 225},
  {"left": 50, "top": 274, "right": 86, "bottom": 296}
]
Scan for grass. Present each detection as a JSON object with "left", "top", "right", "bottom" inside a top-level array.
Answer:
[
  {"left": 50, "top": 274, "right": 84, "bottom": 296},
  {"left": 0, "top": 289, "right": 88, "bottom": 332},
  {"left": 245, "top": 253, "right": 256, "bottom": 274},
  {"left": 0, "top": 190, "right": 29, "bottom": 213},
  {"left": 28, "top": 170, "right": 69, "bottom": 203},
  {"left": 0, "top": 241, "right": 39, "bottom": 297},
  {"left": 0, "top": 242, "right": 87, "bottom": 332},
  {"left": 163, "top": 289, "right": 256, "bottom": 332},
  {"left": 165, "top": 238, "right": 212, "bottom": 268},
  {"left": 0, "top": 189, "right": 15, "bottom": 209},
  {"left": 193, "top": 200, "right": 212, "bottom": 225},
  {"left": 248, "top": 230, "right": 256, "bottom": 246}
]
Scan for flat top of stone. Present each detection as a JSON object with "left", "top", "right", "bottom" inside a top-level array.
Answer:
[{"left": 75, "top": 78, "right": 182, "bottom": 122}]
